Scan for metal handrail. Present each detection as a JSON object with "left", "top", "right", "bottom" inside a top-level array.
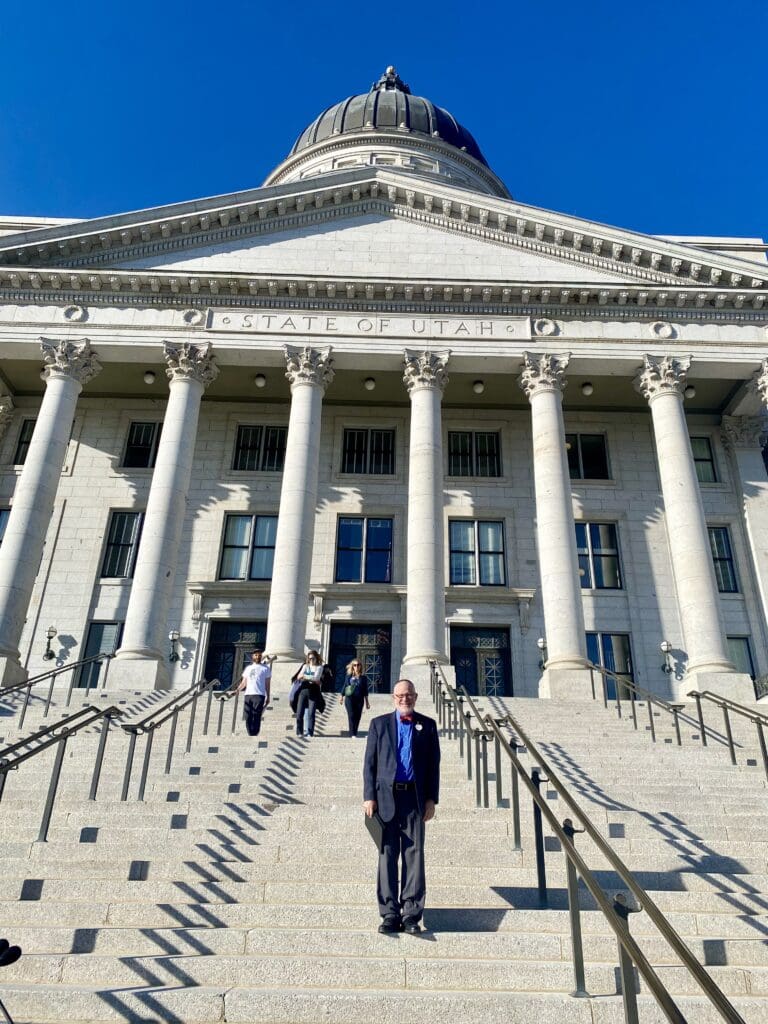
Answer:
[
  {"left": 119, "top": 677, "right": 220, "bottom": 801},
  {"left": 0, "top": 653, "right": 114, "bottom": 729},
  {"left": 688, "top": 690, "right": 768, "bottom": 780},
  {"left": 587, "top": 660, "right": 687, "bottom": 744},
  {"left": 0, "top": 704, "right": 123, "bottom": 841},
  {"left": 213, "top": 686, "right": 241, "bottom": 736},
  {"left": 427, "top": 663, "right": 744, "bottom": 1024}
]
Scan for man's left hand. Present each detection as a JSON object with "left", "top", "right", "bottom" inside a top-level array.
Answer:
[{"left": 423, "top": 799, "right": 436, "bottom": 823}]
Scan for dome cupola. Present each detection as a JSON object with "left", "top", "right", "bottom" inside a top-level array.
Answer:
[{"left": 264, "top": 67, "right": 509, "bottom": 198}]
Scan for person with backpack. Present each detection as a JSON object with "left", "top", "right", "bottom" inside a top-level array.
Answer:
[{"left": 339, "top": 658, "right": 370, "bottom": 737}]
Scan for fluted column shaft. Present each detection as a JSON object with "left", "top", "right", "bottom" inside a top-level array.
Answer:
[
  {"left": 112, "top": 343, "right": 218, "bottom": 689},
  {"left": 265, "top": 346, "right": 333, "bottom": 660},
  {"left": 636, "top": 355, "right": 733, "bottom": 675},
  {"left": 520, "top": 352, "right": 587, "bottom": 670},
  {"left": 402, "top": 350, "right": 449, "bottom": 665},
  {"left": 0, "top": 339, "right": 100, "bottom": 681}
]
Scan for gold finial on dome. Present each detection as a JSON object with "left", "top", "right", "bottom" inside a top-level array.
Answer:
[{"left": 372, "top": 66, "right": 411, "bottom": 94}]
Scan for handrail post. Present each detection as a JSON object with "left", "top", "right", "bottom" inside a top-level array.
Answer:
[
  {"left": 88, "top": 711, "right": 113, "bottom": 800},
  {"left": 629, "top": 689, "right": 638, "bottom": 731},
  {"left": 646, "top": 698, "right": 656, "bottom": 742},
  {"left": 186, "top": 685, "right": 200, "bottom": 753},
  {"left": 0, "top": 762, "right": 8, "bottom": 803},
  {"left": 480, "top": 735, "right": 490, "bottom": 809},
  {"left": 756, "top": 720, "right": 768, "bottom": 784},
  {"left": 231, "top": 691, "right": 240, "bottom": 734},
  {"left": 615, "top": 683, "right": 623, "bottom": 719},
  {"left": 473, "top": 730, "right": 482, "bottom": 807},
  {"left": 216, "top": 695, "right": 225, "bottom": 736},
  {"left": 137, "top": 727, "right": 155, "bottom": 802},
  {"left": 44, "top": 674, "right": 56, "bottom": 718},
  {"left": 562, "top": 818, "right": 588, "bottom": 998},
  {"left": 613, "top": 893, "right": 641, "bottom": 1024},
  {"left": 722, "top": 706, "right": 737, "bottom": 765},
  {"left": 457, "top": 698, "right": 466, "bottom": 758},
  {"left": 691, "top": 692, "right": 707, "bottom": 746},
  {"left": 494, "top": 730, "right": 503, "bottom": 806},
  {"left": 18, "top": 683, "right": 33, "bottom": 730},
  {"left": 165, "top": 708, "right": 179, "bottom": 774},
  {"left": 465, "top": 715, "right": 473, "bottom": 780},
  {"left": 121, "top": 730, "right": 138, "bottom": 801},
  {"left": 37, "top": 733, "right": 69, "bottom": 842},
  {"left": 531, "top": 766, "right": 548, "bottom": 906},
  {"left": 671, "top": 706, "right": 683, "bottom": 747},
  {"left": 202, "top": 684, "right": 214, "bottom": 735},
  {"left": 589, "top": 665, "right": 596, "bottom": 700},
  {"left": 509, "top": 739, "right": 522, "bottom": 850},
  {"left": 601, "top": 667, "right": 608, "bottom": 708}
]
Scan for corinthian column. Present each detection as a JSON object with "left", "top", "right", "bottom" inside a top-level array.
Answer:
[
  {"left": 110, "top": 342, "right": 218, "bottom": 691},
  {"left": 0, "top": 339, "right": 100, "bottom": 686},
  {"left": 635, "top": 354, "right": 752, "bottom": 700},
  {"left": 265, "top": 346, "right": 333, "bottom": 668},
  {"left": 519, "top": 352, "right": 590, "bottom": 699},
  {"left": 402, "top": 350, "right": 450, "bottom": 672}
]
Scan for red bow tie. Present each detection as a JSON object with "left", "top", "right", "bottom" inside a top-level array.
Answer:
[{"left": 400, "top": 715, "right": 414, "bottom": 723}]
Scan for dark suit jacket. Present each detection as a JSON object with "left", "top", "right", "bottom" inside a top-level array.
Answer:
[{"left": 363, "top": 710, "right": 440, "bottom": 822}]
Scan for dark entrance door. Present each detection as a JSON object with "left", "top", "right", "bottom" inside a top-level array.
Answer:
[
  {"left": 203, "top": 620, "right": 267, "bottom": 690},
  {"left": 450, "top": 626, "right": 513, "bottom": 696},
  {"left": 327, "top": 623, "right": 392, "bottom": 694}
]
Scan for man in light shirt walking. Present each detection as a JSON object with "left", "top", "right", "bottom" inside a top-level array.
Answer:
[{"left": 234, "top": 650, "right": 272, "bottom": 737}]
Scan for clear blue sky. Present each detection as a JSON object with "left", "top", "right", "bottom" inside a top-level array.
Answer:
[{"left": 1, "top": 0, "right": 765, "bottom": 239}]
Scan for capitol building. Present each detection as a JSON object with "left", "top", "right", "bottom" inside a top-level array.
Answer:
[{"left": 0, "top": 66, "right": 766, "bottom": 703}]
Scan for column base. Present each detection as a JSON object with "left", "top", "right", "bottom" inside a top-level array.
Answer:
[
  {"left": 108, "top": 655, "right": 170, "bottom": 692},
  {"left": 0, "top": 655, "right": 28, "bottom": 688},
  {"left": 538, "top": 667, "right": 595, "bottom": 701},
  {"left": 268, "top": 660, "right": 303, "bottom": 696},
  {"left": 397, "top": 661, "right": 453, "bottom": 695},
  {"left": 678, "top": 671, "right": 756, "bottom": 705}
]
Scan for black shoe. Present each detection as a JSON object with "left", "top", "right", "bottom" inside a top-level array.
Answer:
[
  {"left": 402, "top": 917, "right": 422, "bottom": 934},
  {"left": 378, "top": 917, "right": 402, "bottom": 934}
]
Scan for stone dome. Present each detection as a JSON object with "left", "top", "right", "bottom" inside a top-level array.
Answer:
[{"left": 290, "top": 67, "right": 489, "bottom": 167}]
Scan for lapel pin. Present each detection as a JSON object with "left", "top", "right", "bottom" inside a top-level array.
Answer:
[{"left": 415, "top": 723, "right": 423, "bottom": 731}]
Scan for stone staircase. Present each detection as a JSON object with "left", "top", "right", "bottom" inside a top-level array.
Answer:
[{"left": 0, "top": 682, "right": 766, "bottom": 1022}]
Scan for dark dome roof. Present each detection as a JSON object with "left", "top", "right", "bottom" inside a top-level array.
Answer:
[{"left": 290, "top": 67, "right": 488, "bottom": 167}]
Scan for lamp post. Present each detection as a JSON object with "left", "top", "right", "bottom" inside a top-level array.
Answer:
[
  {"left": 168, "top": 629, "right": 180, "bottom": 663},
  {"left": 660, "top": 640, "right": 673, "bottom": 674},
  {"left": 537, "top": 636, "right": 547, "bottom": 671}
]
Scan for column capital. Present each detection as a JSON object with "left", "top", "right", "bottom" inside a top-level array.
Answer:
[
  {"left": 40, "top": 337, "right": 101, "bottom": 386},
  {"left": 0, "top": 395, "right": 14, "bottom": 442},
  {"left": 721, "top": 414, "right": 768, "bottom": 451},
  {"left": 402, "top": 349, "right": 450, "bottom": 394},
  {"left": 284, "top": 345, "right": 334, "bottom": 391},
  {"left": 749, "top": 357, "right": 768, "bottom": 407},
  {"left": 518, "top": 351, "right": 570, "bottom": 400},
  {"left": 164, "top": 341, "right": 219, "bottom": 388},
  {"left": 634, "top": 353, "right": 691, "bottom": 403}
]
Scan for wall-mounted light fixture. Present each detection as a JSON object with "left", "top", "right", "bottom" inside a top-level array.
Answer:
[
  {"left": 364, "top": 377, "right": 376, "bottom": 391},
  {"left": 472, "top": 380, "right": 485, "bottom": 394},
  {"left": 143, "top": 370, "right": 156, "bottom": 385},
  {"left": 581, "top": 381, "right": 594, "bottom": 396},
  {"left": 43, "top": 625, "right": 57, "bottom": 660},
  {"left": 684, "top": 385, "right": 696, "bottom": 399},
  {"left": 536, "top": 636, "right": 547, "bottom": 671},
  {"left": 168, "top": 629, "right": 181, "bottom": 663},
  {"left": 660, "top": 639, "right": 673, "bottom": 673},
  {"left": 254, "top": 373, "right": 267, "bottom": 388}
]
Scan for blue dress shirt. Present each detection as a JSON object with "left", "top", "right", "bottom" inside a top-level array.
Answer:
[{"left": 395, "top": 711, "right": 415, "bottom": 781}]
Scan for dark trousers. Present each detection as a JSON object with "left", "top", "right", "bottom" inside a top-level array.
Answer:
[
  {"left": 244, "top": 694, "right": 265, "bottom": 737},
  {"left": 344, "top": 695, "right": 364, "bottom": 736},
  {"left": 295, "top": 688, "right": 317, "bottom": 736},
  {"left": 377, "top": 787, "right": 426, "bottom": 922}
]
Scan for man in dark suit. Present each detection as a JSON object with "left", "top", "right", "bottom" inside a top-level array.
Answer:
[{"left": 363, "top": 678, "right": 441, "bottom": 934}]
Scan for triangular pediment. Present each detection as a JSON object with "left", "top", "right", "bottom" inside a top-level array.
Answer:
[{"left": 0, "top": 167, "right": 764, "bottom": 313}]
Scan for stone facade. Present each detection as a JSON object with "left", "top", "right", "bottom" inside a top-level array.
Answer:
[{"left": 0, "top": 70, "right": 766, "bottom": 702}]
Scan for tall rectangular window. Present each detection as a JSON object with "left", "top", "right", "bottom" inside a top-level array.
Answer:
[
  {"left": 101, "top": 511, "right": 143, "bottom": 578},
  {"left": 74, "top": 621, "right": 123, "bottom": 690},
  {"left": 726, "top": 636, "right": 755, "bottom": 680},
  {"left": 218, "top": 514, "right": 278, "bottom": 580},
  {"left": 449, "top": 520, "right": 505, "bottom": 585},
  {"left": 123, "top": 422, "right": 161, "bottom": 468},
  {"left": 232, "top": 425, "right": 287, "bottom": 471},
  {"left": 448, "top": 431, "right": 501, "bottom": 477},
  {"left": 566, "top": 433, "right": 610, "bottom": 480},
  {"left": 708, "top": 526, "right": 738, "bottom": 593},
  {"left": 13, "top": 419, "right": 36, "bottom": 465},
  {"left": 575, "top": 522, "right": 622, "bottom": 589},
  {"left": 586, "top": 632, "right": 634, "bottom": 700},
  {"left": 0, "top": 508, "right": 9, "bottom": 546},
  {"left": 335, "top": 517, "right": 393, "bottom": 582},
  {"left": 692, "top": 437, "right": 717, "bottom": 483},
  {"left": 341, "top": 429, "right": 395, "bottom": 474}
]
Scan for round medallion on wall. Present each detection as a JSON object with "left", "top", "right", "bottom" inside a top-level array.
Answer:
[
  {"left": 182, "top": 309, "right": 205, "bottom": 327},
  {"left": 63, "top": 304, "right": 88, "bottom": 323},
  {"left": 651, "top": 321, "right": 676, "bottom": 340},
  {"left": 533, "top": 317, "right": 559, "bottom": 337}
]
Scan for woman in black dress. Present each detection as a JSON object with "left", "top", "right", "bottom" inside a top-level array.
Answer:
[{"left": 339, "top": 659, "right": 370, "bottom": 737}]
